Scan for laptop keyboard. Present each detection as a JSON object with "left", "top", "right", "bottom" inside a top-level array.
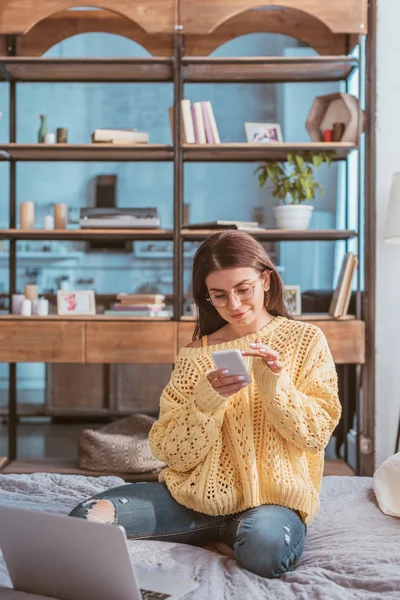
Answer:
[{"left": 140, "top": 589, "right": 172, "bottom": 600}]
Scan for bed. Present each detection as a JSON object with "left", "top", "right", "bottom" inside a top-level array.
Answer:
[{"left": 0, "top": 473, "right": 399, "bottom": 600}]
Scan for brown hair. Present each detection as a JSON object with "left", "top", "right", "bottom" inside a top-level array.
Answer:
[{"left": 192, "top": 230, "right": 292, "bottom": 340}]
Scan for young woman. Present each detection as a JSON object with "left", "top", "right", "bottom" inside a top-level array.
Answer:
[{"left": 70, "top": 230, "right": 341, "bottom": 579}]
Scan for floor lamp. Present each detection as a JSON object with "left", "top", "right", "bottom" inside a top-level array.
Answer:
[{"left": 385, "top": 172, "right": 400, "bottom": 454}]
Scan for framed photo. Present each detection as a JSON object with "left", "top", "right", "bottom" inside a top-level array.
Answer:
[
  {"left": 284, "top": 285, "right": 302, "bottom": 316},
  {"left": 245, "top": 122, "right": 283, "bottom": 143},
  {"left": 57, "top": 290, "right": 96, "bottom": 316}
]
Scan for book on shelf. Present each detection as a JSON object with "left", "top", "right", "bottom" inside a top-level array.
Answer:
[
  {"left": 111, "top": 303, "right": 166, "bottom": 311},
  {"left": 329, "top": 252, "right": 359, "bottom": 318},
  {"left": 168, "top": 99, "right": 220, "bottom": 144},
  {"left": 91, "top": 129, "right": 149, "bottom": 144},
  {"left": 80, "top": 208, "right": 160, "bottom": 229},
  {"left": 183, "top": 220, "right": 261, "bottom": 231},
  {"left": 104, "top": 310, "right": 171, "bottom": 317},
  {"left": 116, "top": 293, "right": 165, "bottom": 305}
]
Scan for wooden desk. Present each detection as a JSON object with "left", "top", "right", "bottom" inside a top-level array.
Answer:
[{"left": 0, "top": 315, "right": 365, "bottom": 364}]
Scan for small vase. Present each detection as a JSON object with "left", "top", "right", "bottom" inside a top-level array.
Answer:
[{"left": 38, "top": 115, "right": 49, "bottom": 143}]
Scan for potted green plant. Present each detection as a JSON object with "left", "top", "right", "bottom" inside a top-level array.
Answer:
[{"left": 255, "top": 151, "right": 334, "bottom": 230}]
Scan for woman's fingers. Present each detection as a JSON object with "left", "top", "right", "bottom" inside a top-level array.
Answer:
[
  {"left": 265, "top": 360, "right": 284, "bottom": 374},
  {"left": 242, "top": 349, "right": 278, "bottom": 361}
]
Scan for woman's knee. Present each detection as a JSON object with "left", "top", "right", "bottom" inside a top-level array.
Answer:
[
  {"left": 231, "top": 506, "right": 306, "bottom": 579},
  {"left": 69, "top": 498, "right": 116, "bottom": 524}
]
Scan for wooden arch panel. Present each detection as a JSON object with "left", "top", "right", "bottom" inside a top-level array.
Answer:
[
  {"left": 184, "top": 7, "right": 356, "bottom": 56},
  {"left": 181, "top": 1, "right": 368, "bottom": 35},
  {"left": 16, "top": 10, "right": 174, "bottom": 57},
  {"left": 0, "top": 1, "right": 175, "bottom": 35}
]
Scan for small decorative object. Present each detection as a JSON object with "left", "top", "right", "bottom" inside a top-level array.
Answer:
[
  {"left": 43, "top": 215, "right": 54, "bottom": 230},
  {"left": 44, "top": 132, "right": 56, "bottom": 144},
  {"left": 24, "top": 284, "right": 38, "bottom": 301},
  {"left": 38, "top": 115, "right": 49, "bottom": 143},
  {"left": 57, "top": 290, "right": 96, "bottom": 316},
  {"left": 323, "top": 129, "right": 333, "bottom": 142},
  {"left": 245, "top": 122, "right": 283, "bottom": 143},
  {"left": 333, "top": 122, "right": 346, "bottom": 142},
  {"left": 11, "top": 294, "right": 25, "bottom": 315},
  {"left": 54, "top": 203, "right": 67, "bottom": 229},
  {"left": 31, "top": 299, "right": 38, "bottom": 315},
  {"left": 56, "top": 128, "right": 68, "bottom": 143},
  {"left": 21, "top": 298, "right": 32, "bottom": 316},
  {"left": 37, "top": 297, "right": 49, "bottom": 316},
  {"left": 306, "top": 93, "right": 362, "bottom": 144},
  {"left": 284, "top": 285, "right": 302, "bottom": 316},
  {"left": 20, "top": 201, "right": 35, "bottom": 229},
  {"left": 256, "top": 151, "right": 334, "bottom": 230}
]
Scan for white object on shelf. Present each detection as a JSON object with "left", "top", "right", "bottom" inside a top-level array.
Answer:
[
  {"left": 37, "top": 297, "right": 49, "bottom": 316},
  {"left": 273, "top": 205, "right": 314, "bottom": 230},
  {"left": 21, "top": 298, "right": 32, "bottom": 316},
  {"left": 43, "top": 215, "right": 55, "bottom": 230}
]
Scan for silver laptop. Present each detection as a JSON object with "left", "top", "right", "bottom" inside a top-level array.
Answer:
[{"left": 0, "top": 506, "right": 198, "bottom": 600}]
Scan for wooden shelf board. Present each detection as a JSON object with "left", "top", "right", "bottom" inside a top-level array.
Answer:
[
  {"left": 181, "top": 228, "right": 357, "bottom": 241},
  {"left": 1, "top": 458, "right": 353, "bottom": 478},
  {"left": 0, "top": 228, "right": 174, "bottom": 241},
  {"left": 180, "top": 314, "right": 357, "bottom": 322},
  {"left": 0, "top": 144, "right": 173, "bottom": 162},
  {"left": 0, "top": 58, "right": 173, "bottom": 82},
  {"left": 183, "top": 56, "right": 359, "bottom": 83},
  {"left": 0, "top": 315, "right": 172, "bottom": 321},
  {"left": 183, "top": 142, "right": 356, "bottom": 162}
]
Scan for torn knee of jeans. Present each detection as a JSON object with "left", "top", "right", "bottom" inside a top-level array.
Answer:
[
  {"left": 83, "top": 498, "right": 116, "bottom": 524},
  {"left": 284, "top": 524, "right": 291, "bottom": 546}
]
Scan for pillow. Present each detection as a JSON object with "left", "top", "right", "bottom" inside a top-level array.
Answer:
[{"left": 373, "top": 452, "right": 400, "bottom": 518}]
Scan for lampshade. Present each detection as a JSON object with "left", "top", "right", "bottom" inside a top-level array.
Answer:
[{"left": 385, "top": 172, "right": 400, "bottom": 243}]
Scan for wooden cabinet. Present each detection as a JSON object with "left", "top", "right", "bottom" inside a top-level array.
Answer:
[{"left": 0, "top": 321, "right": 84, "bottom": 363}]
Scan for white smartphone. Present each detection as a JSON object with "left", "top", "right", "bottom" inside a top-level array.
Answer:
[{"left": 212, "top": 349, "right": 251, "bottom": 384}]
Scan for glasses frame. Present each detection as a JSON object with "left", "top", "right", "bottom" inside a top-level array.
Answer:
[{"left": 206, "top": 275, "right": 263, "bottom": 308}]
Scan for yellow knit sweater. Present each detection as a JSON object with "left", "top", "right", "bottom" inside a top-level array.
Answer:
[{"left": 149, "top": 316, "right": 341, "bottom": 523}]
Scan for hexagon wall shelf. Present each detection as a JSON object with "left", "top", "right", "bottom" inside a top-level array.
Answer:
[{"left": 306, "top": 92, "right": 361, "bottom": 143}]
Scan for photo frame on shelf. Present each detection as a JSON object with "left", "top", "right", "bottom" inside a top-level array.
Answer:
[
  {"left": 245, "top": 122, "right": 283, "bottom": 143},
  {"left": 284, "top": 285, "right": 302, "bottom": 316},
  {"left": 57, "top": 290, "right": 96, "bottom": 316}
]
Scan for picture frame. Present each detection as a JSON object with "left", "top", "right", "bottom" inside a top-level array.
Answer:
[
  {"left": 245, "top": 122, "right": 283, "bottom": 144},
  {"left": 284, "top": 285, "right": 302, "bottom": 316},
  {"left": 57, "top": 290, "right": 96, "bottom": 316}
]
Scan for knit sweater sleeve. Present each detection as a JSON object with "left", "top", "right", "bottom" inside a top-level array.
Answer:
[
  {"left": 149, "top": 355, "right": 228, "bottom": 473},
  {"left": 253, "top": 326, "right": 341, "bottom": 454}
]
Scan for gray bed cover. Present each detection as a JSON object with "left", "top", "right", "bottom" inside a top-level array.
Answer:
[{"left": 0, "top": 473, "right": 399, "bottom": 599}]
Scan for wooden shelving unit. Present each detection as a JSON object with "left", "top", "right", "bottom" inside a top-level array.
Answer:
[{"left": 0, "top": 0, "right": 374, "bottom": 477}]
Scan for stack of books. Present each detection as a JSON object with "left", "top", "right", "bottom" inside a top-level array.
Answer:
[
  {"left": 184, "top": 220, "right": 264, "bottom": 232},
  {"left": 91, "top": 129, "right": 149, "bottom": 144},
  {"left": 80, "top": 208, "right": 160, "bottom": 229},
  {"left": 329, "top": 252, "right": 359, "bottom": 318},
  {"left": 104, "top": 293, "right": 171, "bottom": 317},
  {"left": 168, "top": 99, "right": 220, "bottom": 144}
]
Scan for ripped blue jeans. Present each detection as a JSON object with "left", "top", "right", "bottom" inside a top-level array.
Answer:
[{"left": 69, "top": 482, "right": 306, "bottom": 579}]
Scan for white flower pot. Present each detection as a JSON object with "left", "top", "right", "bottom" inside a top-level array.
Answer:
[{"left": 273, "top": 205, "right": 314, "bottom": 230}]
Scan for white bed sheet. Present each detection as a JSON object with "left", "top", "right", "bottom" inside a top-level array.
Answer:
[{"left": 0, "top": 473, "right": 399, "bottom": 600}]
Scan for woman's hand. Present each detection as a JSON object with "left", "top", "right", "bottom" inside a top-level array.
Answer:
[
  {"left": 207, "top": 369, "right": 249, "bottom": 398},
  {"left": 241, "top": 336, "right": 284, "bottom": 374}
]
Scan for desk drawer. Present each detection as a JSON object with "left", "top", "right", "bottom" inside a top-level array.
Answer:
[{"left": 86, "top": 321, "right": 177, "bottom": 363}]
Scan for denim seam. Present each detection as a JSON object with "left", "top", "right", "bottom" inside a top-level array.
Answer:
[
  {"left": 275, "top": 528, "right": 307, "bottom": 577},
  {"left": 127, "top": 524, "right": 222, "bottom": 540}
]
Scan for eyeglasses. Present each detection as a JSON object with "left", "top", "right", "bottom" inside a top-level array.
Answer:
[{"left": 207, "top": 276, "right": 262, "bottom": 308}]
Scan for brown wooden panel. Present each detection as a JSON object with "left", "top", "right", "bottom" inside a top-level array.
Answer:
[
  {"left": 310, "top": 320, "right": 365, "bottom": 364},
  {"left": 0, "top": 1, "right": 174, "bottom": 35},
  {"left": 184, "top": 8, "right": 349, "bottom": 56},
  {"left": 86, "top": 321, "right": 177, "bottom": 363},
  {"left": 17, "top": 10, "right": 173, "bottom": 57},
  {"left": 178, "top": 319, "right": 365, "bottom": 364},
  {"left": 0, "top": 321, "right": 84, "bottom": 363},
  {"left": 181, "top": 1, "right": 367, "bottom": 35},
  {"left": 47, "top": 364, "right": 106, "bottom": 409}
]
